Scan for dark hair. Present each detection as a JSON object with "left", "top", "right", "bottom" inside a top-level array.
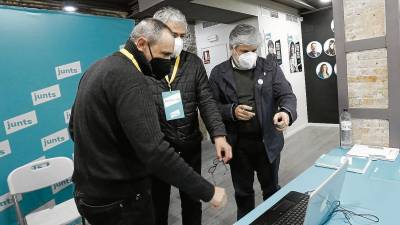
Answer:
[
  {"left": 319, "top": 64, "right": 329, "bottom": 74},
  {"left": 289, "top": 42, "right": 295, "bottom": 57},
  {"left": 329, "top": 40, "right": 335, "bottom": 48},
  {"left": 325, "top": 40, "right": 336, "bottom": 55},
  {"left": 268, "top": 40, "right": 274, "bottom": 48}
]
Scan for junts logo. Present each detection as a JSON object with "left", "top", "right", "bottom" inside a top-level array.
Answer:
[
  {"left": 170, "top": 109, "right": 181, "bottom": 119},
  {"left": 64, "top": 109, "right": 71, "bottom": 124},
  {"left": 163, "top": 93, "right": 181, "bottom": 107},
  {"left": 52, "top": 178, "right": 72, "bottom": 194},
  {"left": 3, "top": 111, "right": 38, "bottom": 135},
  {"left": 0, "top": 193, "right": 22, "bottom": 212},
  {"left": 55, "top": 61, "right": 82, "bottom": 80},
  {"left": 0, "top": 140, "right": 11, "bottom": 158},
  {"left": 31, "top": 84, "right": 61, "bottom": 106},
  {"left": 41, "top": 128, "right": 70, "bottom": 151}
]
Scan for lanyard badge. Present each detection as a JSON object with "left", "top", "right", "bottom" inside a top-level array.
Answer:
[
  {"left": 120, "top": 49, "right": 185, "bottom": 121},
  {"left": 162, "top": 55, "right": 185, "bottom": 121}
]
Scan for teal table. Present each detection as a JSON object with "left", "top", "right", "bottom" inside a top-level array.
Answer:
[{"left": 235, "top": 148, "right": 400, "bottom": 225}]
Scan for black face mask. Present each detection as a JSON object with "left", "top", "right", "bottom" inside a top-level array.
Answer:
[{"left": 148, "top": 43, "right": 171, "bottom": 80}]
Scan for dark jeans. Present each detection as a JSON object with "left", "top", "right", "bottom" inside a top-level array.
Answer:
[
  {"left": 230, "top": 136, "right": 281, "bottom": 220},
  {"left": 74, "top": 189, "right": 155, "bottom": 225},
  {"left": 151, "top": 142, "right": 202, "bottom": 225}
]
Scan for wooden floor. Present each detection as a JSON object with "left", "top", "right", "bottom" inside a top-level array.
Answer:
[{"left": 167, "top": 125, "right": 339, "bottom": 225}]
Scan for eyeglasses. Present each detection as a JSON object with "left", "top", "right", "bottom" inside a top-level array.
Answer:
[{"left": 208, "top": 158, "right": 229, "bottom": 185}]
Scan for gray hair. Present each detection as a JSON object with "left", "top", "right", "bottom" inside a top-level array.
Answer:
[
  {"left": 153, "top": 6, "right": 188, "bottom": 30},
  {"left": 229, "top": 24, "right": 261, "bottom": 49},
  {"left": 130, "top": 18, "right": 172, "bottom": 44}
]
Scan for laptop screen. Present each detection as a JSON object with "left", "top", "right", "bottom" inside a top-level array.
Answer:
[{"left": 303, "top": 159, "right": 349, "bottom": 225}]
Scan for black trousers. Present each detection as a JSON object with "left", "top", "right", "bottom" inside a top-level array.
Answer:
[
  {"left": 230, "top": 136, "right": 281, "bottom": 220},
  {"left": 74, "top": 189, "right": 155, "bottom": 225},
  {"left": 151, "top": 142, "right": 202, "bottom": 225}
]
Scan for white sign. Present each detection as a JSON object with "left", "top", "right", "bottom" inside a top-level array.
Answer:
[
  {"left": 55, "top": 61, "right": 82, "bottom": 80},
  {"left": 4, "top": 111, "right": 38, "bottom": 135},
  {"left": 41, "top": 128, "right": 70, "bottom": 151},
  {"left": 52, "top": 177, "right": 73, "bottom": 194},
  {"left": 64, "top": 109, "right": 71, "bottom": 124},
  {"left": 31, "top": 84, "right": 61, "bottom": 106},
  {"left": 0, "top": 140, "right": 11, "bottom": 158},
  {"left": 0, "top": 192, "right": 22, "bottom": 212}
]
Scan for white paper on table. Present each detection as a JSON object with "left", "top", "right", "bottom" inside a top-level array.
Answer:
[{"left": 346, "top": 144, "right": 399, "bottom": 161}]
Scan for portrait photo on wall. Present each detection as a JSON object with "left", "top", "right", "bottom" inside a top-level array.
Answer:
[
  {"left": 324, "top": 38, "right": 336, "bottom": 56},
  {"left": 306, "top": 41, "right": 322, "bottom": 58},
  {"left": 202, "top": 50, "right": 210, "bottom": 64},
  {"left": 295, "top": 42, "right": 303, "bottom": 72},
  {"left": 288, "top": 34, "right": 303, "bottom": 73},
  {"left": 316, "top": 62, "right": 333, "bottom": 79},
  {"left": 264, "top": 32, "right": 282, "bottom": 65}
]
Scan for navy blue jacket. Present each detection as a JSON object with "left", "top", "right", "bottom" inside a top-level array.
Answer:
[{"left": 209, "top": 57, "right": 297, "bottom": 162}]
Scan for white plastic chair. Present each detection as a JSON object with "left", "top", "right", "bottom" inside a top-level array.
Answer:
[{"left": 7, "top": 157, "right": 81, "bottom": 225}]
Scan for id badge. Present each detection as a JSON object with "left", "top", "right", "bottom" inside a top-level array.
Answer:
[{"left": 162, "top": 90, "right": 185, "bottom": 121}]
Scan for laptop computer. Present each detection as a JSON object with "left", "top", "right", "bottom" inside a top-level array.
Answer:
[{"left": 250, "top": 158, "right": 349, "bottom": 225}]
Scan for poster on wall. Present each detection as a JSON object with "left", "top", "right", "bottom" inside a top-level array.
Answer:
[
  {"left": 200, "top": 44, "right": 229, "bottom": 77},
  {"left": 202, "top": 50, "right": 210, "bottom": 64},
  {"left": 264, "top": 32, "right": 282, "bottom": 65},
  {"left": 306, "top": 41, "right": 322, "bottom": 58},
  {"left": 287, "top": 34, "right": 303, "bottom": 73},
  {"left": 0, "top": 6, "right": 134, "bottom": 225},
  {"left": 295, "top": 42, "right": 303, "bottom": 72},
  {"left": 316, "top": 62, "right": 333, "bottom": 79},
  {"left": 324, "top": 38, "right": 336, "bottom": 56}
]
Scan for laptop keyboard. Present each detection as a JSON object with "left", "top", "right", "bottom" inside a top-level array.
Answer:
[{"left": 271, "top": 195, "right": 309, "bottom": 225}]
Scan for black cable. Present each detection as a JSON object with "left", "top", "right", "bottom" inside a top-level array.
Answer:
[
  {"left": 304, "top": 190, "right": 314, "bottom": 195},
  {"left": 321, "top": 200, "right": 379, "bottom": 225},
  {"left": 303, "top": 191, "right": 379, "bottom": 224}
]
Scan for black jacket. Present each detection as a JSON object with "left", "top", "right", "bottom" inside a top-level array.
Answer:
[
  {"left": 146, "top": 51, "right": 226, "bottom": 148},
  {"left": 69, "top": 40, "right": 214, "bottom": 201},
  {"left": 209, "top": 57, "right": 297, "bottom": 162}
]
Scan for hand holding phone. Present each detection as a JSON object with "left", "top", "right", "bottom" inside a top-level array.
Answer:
[{"left": 235, "top": 105, "right": 256, "bottom": 121}]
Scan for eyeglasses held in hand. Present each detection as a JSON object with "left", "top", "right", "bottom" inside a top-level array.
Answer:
[{"left": 208, "top": 158, "right": 229, "bottom": 185}]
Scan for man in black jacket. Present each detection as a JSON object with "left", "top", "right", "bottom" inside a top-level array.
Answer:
[
  {"left": 209, "top": 24, "right": 297, "bottom": 220},
  {"left": 148, "top": 7, "right": 232, "bottom": 225},
  {"left": 69, "top": 18, "right": 227, "bottom": 225}
]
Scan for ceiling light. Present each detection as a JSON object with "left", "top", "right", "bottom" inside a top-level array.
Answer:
[
  {"left": 320, "top": 0, "right": 332, "bottom": 3},
  {"left": 63, "top": 5, "right": 77, "bottom": 12}
]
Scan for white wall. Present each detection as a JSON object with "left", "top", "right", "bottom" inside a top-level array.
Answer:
[
  {"left": 193, "top": 3, "right": 308, "bottom": 136},
  {"left": 194, "top": 18, "right": 260, "bottom": 75},
  {"left": 257, "top": 8, "right": 309, "bottom": 136}
]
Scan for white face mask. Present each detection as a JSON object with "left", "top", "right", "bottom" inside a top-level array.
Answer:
[
  {"left": 173, "top": 37, "right": 184, "bottom": 57},
  {"left": 235, "top": 51, "right": 258, "bottom": 70}
]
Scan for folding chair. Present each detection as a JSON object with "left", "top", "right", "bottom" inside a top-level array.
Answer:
[{"left": 7, "top": 157, "right": 81, "bottom": 225}]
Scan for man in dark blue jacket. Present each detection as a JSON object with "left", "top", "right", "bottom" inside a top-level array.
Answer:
[{"left": 209, "top": 24, "right": 297, "bottom": 220}]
